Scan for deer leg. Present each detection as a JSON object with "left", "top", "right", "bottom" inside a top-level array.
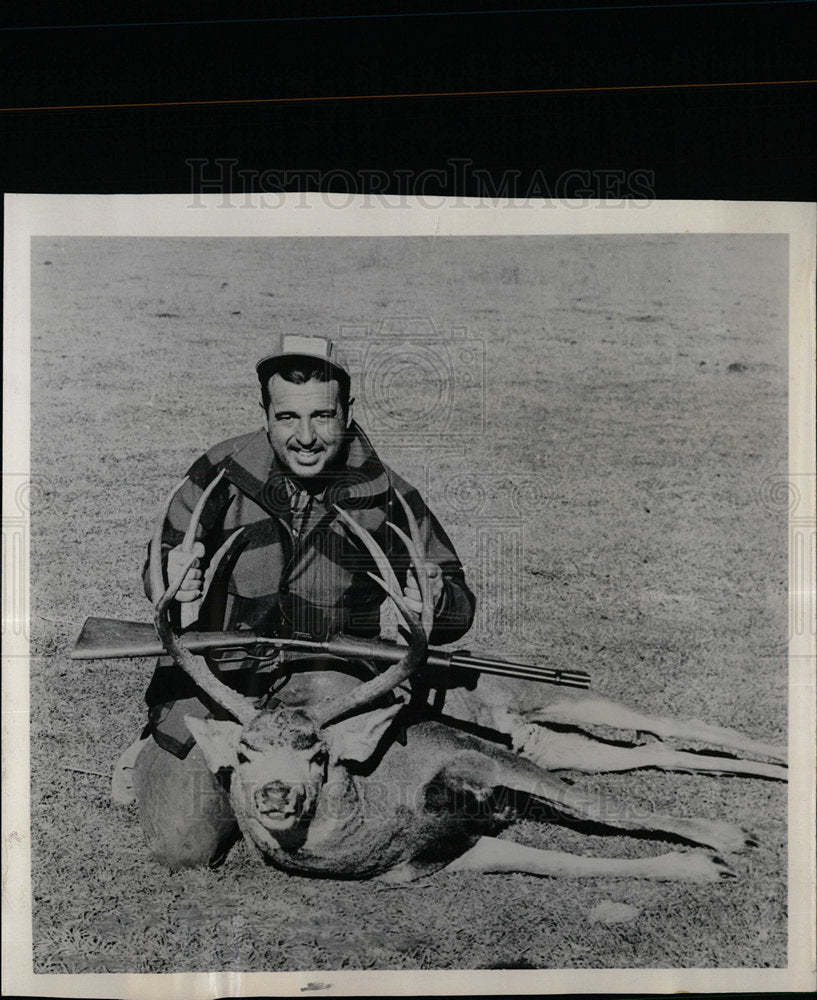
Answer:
[
  {"left": 521, "top": 696, "right": 786, "bottom": 763},
  {"left": 520, "top": 772, "right": 757, "bottom": 856},
  {"left": 442, "top": 752, "right": 757, "bottom": 856},
  {"left": 507, "top": 719, "right": 787, "bottom": 780},
  {"left": 442, "top": 835, "right": 736, "bottom": 883}
]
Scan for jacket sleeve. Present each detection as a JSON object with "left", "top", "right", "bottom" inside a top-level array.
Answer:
[{"left": 396, "top": 482, "right": 476, "bottom": 646}]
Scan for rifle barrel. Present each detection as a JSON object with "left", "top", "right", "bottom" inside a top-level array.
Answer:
[
  {"left": 449, "top": 653, "right": 590, "bottom": 689},
  {"left": 256, "top": 636, "right": 590, "bottom": 688},
  {"left": 70, "top": 617, "right": 591, "bottom": 689}
]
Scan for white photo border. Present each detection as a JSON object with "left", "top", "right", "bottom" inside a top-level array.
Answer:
[{"left": 3, "top": 194, "right": 815, "bottom": 997}]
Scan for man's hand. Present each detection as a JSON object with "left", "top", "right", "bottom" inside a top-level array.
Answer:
[
  {"left": 403, "top": 562, "right": 443, "bottom": 616},
  {"left": 166, "top": 542, "right": 205, "bottom": 602}
]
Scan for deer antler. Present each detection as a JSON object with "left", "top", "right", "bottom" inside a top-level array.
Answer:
[
  {"left": 150, "top": 471, "right": 257, "bottom": 727},
  {"left": 388, "top": 488, "right": 434, "bottom": 640},
  {"left": 314, "top": 495, "right": 432, "bottom": 729}
]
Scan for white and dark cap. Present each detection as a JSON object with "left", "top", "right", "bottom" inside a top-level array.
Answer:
[{"left": 255, "top": 334, "right": 350, "bottom": 385}]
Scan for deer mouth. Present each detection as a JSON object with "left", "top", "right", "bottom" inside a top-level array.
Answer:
[{"left": 254, "top": 780, "right": 306, "bottom": 823}]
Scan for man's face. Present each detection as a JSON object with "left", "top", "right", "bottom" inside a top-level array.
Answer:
[{"left": 264, "top": 375, "right": 349, "bottom": 479}]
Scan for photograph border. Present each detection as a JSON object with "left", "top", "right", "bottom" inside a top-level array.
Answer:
[{"left": 3, "top": 194, "right": 815, "bottom": 997}]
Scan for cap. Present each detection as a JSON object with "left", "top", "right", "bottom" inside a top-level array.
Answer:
[{"left": 255, "top": 334, "right": 350, "bottom": 384}]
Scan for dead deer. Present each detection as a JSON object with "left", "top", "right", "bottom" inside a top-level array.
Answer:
[{"left": 134, "top": 473, "right": 786, "bottom": 882}]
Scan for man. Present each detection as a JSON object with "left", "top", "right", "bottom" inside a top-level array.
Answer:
[{"left": 119, "top": 335, "right": 476, "bottom": 866}]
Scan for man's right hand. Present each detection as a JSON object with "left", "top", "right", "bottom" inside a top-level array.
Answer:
[{"left": 166, "top": 542, "right": 205, "bottom": 602}]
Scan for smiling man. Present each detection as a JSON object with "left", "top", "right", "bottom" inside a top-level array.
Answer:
[
  {"left": 265, "top": 368, "right": 347, "bottom": 477},
  {"left": 120, "top": 335, "right": 476, "bottom": 865},
  {"left": 155, "top": 335, "right": 474, "bottom": 651}
]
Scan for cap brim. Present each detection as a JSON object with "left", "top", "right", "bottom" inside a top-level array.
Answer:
[{"left": 255, "top": 352, "right": 349, "bottom": 381}]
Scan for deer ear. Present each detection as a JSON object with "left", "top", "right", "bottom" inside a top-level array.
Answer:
[
  {"left": 185, "top": 716, "right": 244, "bottom": 773},
  {"left": 322, "top": 701, "right": 403, "bottom": 764}
]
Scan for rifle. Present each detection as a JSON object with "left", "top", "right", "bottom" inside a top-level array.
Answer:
[{"left": 70, "top": 616, "right": 591, "bottom": 690}]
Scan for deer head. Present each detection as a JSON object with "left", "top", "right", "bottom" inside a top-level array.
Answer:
[
  {"left": 149, "top": 475, "right": 432, "bottom": 853},
  {"left": 186, "top": 706, "right": 329, "bottom": 853}
]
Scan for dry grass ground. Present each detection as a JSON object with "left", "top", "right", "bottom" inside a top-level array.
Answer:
[{"left": 27, "top": 233, "right": 788, "bottom": 971}]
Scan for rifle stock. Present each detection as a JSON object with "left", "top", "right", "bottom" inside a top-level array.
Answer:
[{"left": 70, "top": 616, "right": 590, "bottom": 689}]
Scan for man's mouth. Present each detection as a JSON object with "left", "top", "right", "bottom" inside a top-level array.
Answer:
[{"left": 290, "top": 448, "right": 322, "bottom": 464}]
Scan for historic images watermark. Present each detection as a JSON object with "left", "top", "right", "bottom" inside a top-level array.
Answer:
[
  {"left": 338, "top": 317, "right": 486, "bottom": 449},
  {"left": 185, "top": 157, "right": 656, "bottom": 210}
]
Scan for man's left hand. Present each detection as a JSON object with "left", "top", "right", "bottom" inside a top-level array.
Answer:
[{"left": 403, "top": 562, "right": 444, "bottom": 616}]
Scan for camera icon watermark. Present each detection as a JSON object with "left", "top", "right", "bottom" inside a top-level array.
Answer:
[
  {"left": 430, "top": 471, "right": 550, "bottom": 647},
  {"left": 757, "top": 473, "right": 816, "bottom": 653},
  {"left": 2, "top": 473, "right": 38, "bottom": 644},
  {"left": 338, "top": 318, "right": 486, "bottom": 448}
]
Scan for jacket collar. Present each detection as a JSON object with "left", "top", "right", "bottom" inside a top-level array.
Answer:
[{"left": 221, "top": 423, "right": 391, "bottom": 518}]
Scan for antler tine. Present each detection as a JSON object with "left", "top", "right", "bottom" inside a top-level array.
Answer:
[
  {"left": 392, "top": 487, "right": 422, "bottom": 550},
  {"left": 385, "top": 521, "right": 433, "bottom": 639},
  {"left": 150, "top": 472, "right": 258, "bottom": 727},
  {"left": 333, "top": 504, "right": 409, "bottom": 632},
  {"left": 390, "top": 489, "right": 433, "bottom": 637},
  {"left": 150, "top": 469, "right": 229, "bottom": 608},
  {"left": 333, "top": 504, "right": 402, "bottom": 599},
  {"left": 149, "top": 477, "right": 189, "bottom": 603},
  {"left": 315, "top": 507, "right": 430, "bottom": 729},
  {"left": 335, "top": 501, "right": 433, "bottom": 637},
  {"left": 180, "top": 468, "right": 226, "bottom": 551},
  {"left": 200, "top": 527, "right": 244, "bottom": 605}
]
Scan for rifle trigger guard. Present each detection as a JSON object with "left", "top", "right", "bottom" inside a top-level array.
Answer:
[{"left": 208, "top": 644, "right": 281, "bottom": 666}]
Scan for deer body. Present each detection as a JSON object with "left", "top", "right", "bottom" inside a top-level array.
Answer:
[
  {"left": 135, "top": 473, "right": 786, "bottom": 883},
  {"left": 186, "top": 674, "right": 765, "bottom": 883}
]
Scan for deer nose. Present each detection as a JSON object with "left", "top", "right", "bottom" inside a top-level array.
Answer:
[{"left": 255, "top": 780, "right": 301, "bottom": 815}]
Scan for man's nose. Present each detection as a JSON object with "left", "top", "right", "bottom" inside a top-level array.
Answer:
[{"left": 295, "top": 418, "right": 316, "bottom": 445}]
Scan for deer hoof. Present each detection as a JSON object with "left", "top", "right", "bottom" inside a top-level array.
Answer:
[
  {"left": 693, "top": 853, "right": 736, "bottom": 882},
  {"left": 661, "top": 852, "right": 736, "bottom": 883},
  {"left": 702, "top": 821, "right": 758, "bottom": 855},
  {"left": 711, "top": 855, "right": 738, "bottom": 879}
]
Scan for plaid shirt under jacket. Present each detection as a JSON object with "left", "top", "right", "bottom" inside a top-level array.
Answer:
[{"left": 142, "top": 423, "right": 476, "bottom": 754}]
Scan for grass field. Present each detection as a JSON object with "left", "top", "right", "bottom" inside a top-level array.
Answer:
[{"left": 27, "top": 232, "right": 789, "bottom": 972}]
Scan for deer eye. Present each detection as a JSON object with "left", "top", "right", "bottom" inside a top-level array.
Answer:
[{"left": 237, "top": 752, "right": 250, "bottom": 764}]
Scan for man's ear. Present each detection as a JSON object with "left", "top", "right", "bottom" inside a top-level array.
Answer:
[
  {"left": 185, "top": 716, "right": 244, "bottom": 774},
  {"left": 345, "top": 397, "right": 355, "bottom": 429}
]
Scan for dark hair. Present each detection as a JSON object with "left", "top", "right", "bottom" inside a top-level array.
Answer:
[{"left": 259, "top": 357, "right": 351, "bottom": 414}]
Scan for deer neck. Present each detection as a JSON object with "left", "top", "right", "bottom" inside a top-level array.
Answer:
[{"left": 301, "top": 764, "right": 365, "bottom": 851}]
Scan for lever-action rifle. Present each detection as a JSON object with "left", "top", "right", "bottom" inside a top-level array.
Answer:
[{"left": 71, "top": 616, "right": 591, "bottom": 690}]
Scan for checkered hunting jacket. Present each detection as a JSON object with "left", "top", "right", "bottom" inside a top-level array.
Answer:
[{"left": 143, "top": 422, "right": 476, "bottom": 647}]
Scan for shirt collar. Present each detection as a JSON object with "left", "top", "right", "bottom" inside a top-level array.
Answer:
[{"left": 221, "top": 422, "right": 390, "bottom": 517}]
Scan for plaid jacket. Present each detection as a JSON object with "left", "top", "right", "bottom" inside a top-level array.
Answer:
[{"left": 144, "top": 422, "right": 475, "bottom": 647}]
